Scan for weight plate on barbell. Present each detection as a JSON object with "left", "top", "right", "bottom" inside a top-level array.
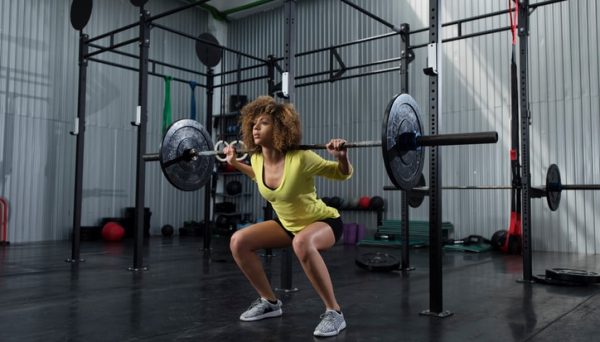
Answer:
[
  {"left": 159, "top": 119, "right": 214, "bottom": 191},
  {"left": 381, "top": 93, "right": 425, "bottom": 190},
  {"left": 546, "top": 164, "right": 561, "bottom": 211}
]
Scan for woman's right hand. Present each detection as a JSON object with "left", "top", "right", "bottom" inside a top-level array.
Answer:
[{"left": 223, "top": 145, "right": 237, "bottom": 166}]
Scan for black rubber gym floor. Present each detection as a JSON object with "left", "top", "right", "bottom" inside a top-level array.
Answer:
[{"left": 0, "top": 236, "right": 599, "bottom": 342}]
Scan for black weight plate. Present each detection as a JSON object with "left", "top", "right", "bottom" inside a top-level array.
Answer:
[
  {"left": 407, "top": 173, "right": 426, "bottom": 208},
  {"left": 70, "top": 0, "right": 93, "bottom": 31},
  {"left": 159, "top": 119, "right": 214, "bottom": 191},
  {"left": 546, "top": 164, "right": 561, "bottom": 211},
  {"left": 381, "top": 93, "right": 425, "bottom": 190},
  {"left": 195, "top": 32, "right": 223, "bottom": 67},
  {"left": 355, "top": 252, "right": 400, "bottom": 272},
  {"left": 130, "top": 0, "right": 149, "bottom": 7},
  {"left": 533, "top": 274, "right": 588, "bottom": 287},
  {"left": 545, "top": 268, "right": 600, "bottom": 284}
]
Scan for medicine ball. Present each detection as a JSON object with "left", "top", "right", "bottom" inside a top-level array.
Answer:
[
  {"left": 339, "top": 198, "right": 349, "bottom": 209},
  {"left": 329, "top": 196, "right": 342, "bottom": 209},
  {"left": 358, "top": 196, "right": 371, "bottom": 209},
  {"left": 161, "top": 224, "right": 174, "bottom": 237},
  {"left": 102, "top": 221, "right": 125, "bottom": 242},
  {"left": 369, "top": 196, "right": 384, "bottom": 210},
  {"left": 321, "top": 197, "right": 331, "bottom": 206},
  {"left": 226, "top": 180, "right": 242, "bottom": 195},
  {"left": 346, "top": 197, "right": 358, "bottom": 208}
]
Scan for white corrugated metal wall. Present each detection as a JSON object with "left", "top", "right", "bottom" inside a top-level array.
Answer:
[
  {"left": 226, "top": 0, "right": 600, "bottom": 254},
  {"left": 2, "top": 0, "right": 598, "bottom": 253},
  {"left": 0, "top": 0, "right": 210, "bottom": 242}
]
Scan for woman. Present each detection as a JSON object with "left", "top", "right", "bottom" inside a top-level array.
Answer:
[{"left": 224, "top": 96, "right": 353, "bottom": 337}]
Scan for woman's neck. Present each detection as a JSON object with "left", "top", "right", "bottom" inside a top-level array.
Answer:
[{"left": 261, "top": 146, "right": 284, "bottom": 165}]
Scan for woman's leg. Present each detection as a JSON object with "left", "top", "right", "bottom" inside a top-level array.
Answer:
[
  {"left": 230, "top": 220, "right": 292, "bottom": 301},
  {"left": 292, "top": 222, "right": 340, "bottom": 311}
]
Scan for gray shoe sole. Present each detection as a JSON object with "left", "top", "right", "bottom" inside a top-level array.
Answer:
[
  {"left": 239, "top": 308, "right": 283, "bottom": 322},
  {"left": 313, "top": 320, "right": 346, "bottom": 337}
]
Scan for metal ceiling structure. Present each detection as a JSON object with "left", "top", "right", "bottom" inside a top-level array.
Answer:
[{"left": 184, "top": 0, "right": 284, "bottom": 20}]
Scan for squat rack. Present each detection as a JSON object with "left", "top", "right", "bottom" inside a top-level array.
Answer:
[
  {"left": 276, "top": 0, "right": 563, "bottom": 316},
  {"left": 68, "top": 0, "right": 568, "bottom": 316},
  {"left": 68, "top": 0, "right": 277, "bottom": 270}
]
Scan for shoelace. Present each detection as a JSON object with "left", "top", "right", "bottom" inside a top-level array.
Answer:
[{"left": 319, "top": 312, "right": 337, "bottom": 323}]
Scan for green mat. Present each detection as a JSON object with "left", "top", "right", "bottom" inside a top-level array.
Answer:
[
  {"left": 443, "top": 243, "right": 492, "bottom": 253},
  {"left": 357, "top": 220, "right": 454, "bottom": 248}
]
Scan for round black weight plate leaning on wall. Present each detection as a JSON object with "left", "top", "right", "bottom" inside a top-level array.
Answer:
[
  {"left": 130, "top": 0, "right": 149, "bottom": 7},
  {"left": 159, "top": 119, "right": 215, "bottom": 191},
  {"left": 195, "top": 32, "right": 223, "bottom": 67},
  {"left": 381, "top": 93, "right": 425, "bottom": 190},
  {"left": 355, "top": 252, "right": 400, "bottom": 272},
  {"left": 70, "top": 0, "right": 93, "bottom": 31},
  {"left": 545, "top": 268, "right": 600, "bottom": 284},
  {"left": 546, "top": 163, "right": 562, "bottom": 211}
]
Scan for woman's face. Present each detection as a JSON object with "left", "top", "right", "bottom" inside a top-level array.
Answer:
[{"left": 252, "top": 114, "right": 275, "bottom": 147}]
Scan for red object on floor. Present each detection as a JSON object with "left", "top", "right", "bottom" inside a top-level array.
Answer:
[
  {"left": 102, "top": 222, "right": 125, "bottom": 242},
  {"left": 358, "top": 196, "right": 371, "bottom": 209},
  {"left": 502, "top": 212, "right": 522, "bottom": 254}
]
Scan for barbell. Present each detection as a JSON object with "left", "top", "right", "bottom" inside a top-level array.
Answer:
[
  {"left": 143, "top": 93, "right": 499, "bottom": 191},
  {"left": 392, "top": 164, "right": 600, "bottom": 211}
]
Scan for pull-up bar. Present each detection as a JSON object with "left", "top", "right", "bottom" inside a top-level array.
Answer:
[
  {"left": 88, "top": 43, "right": 209, "bottom": 79},
  {"left": 151, "top": 23, "right": 269, "bottom": 64},
  {"left": 340, "top": 0, "right": 402, "bottom": 33}
]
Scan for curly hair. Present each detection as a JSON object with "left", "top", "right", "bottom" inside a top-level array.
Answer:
[{"left": 239, "top": 96, "right": 302, "bottom": 153}]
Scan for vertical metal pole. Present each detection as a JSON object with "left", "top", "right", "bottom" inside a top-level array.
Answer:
[
  {"left": 421, "top": 0, "right": 452, "bottom": 318},
  {"left": 130, "top": 8, "right": 151, "bottom": 271},
  {"left": 267, "top": 55, "right": 277, "bottom": 97},
  {"left": 203, "top": 69, "right": 214, "bottom": 251},
  {"left": 67, "top": 33, "right": 89, "bottom": 263},
  {"left": 518, "top": 0, "right": 534, "bottom": 282},
  {"left": 265, "top": 58, "right": 276, "bottom": 258},
  {"left": 277, "top": 0, "right": 297, "bottom": 292},
  {"left": 399, "top": 23, "right": 414, "bottom": 271},
  {"left": 283, "top": 0, "right": 296, "bottom": 104}
]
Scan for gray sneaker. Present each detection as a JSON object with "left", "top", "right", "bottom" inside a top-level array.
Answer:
[
  {"left": 313, "top": 310, "right": 346, "bottom": 337},
  {"left": 239, "top": 298, "right": 283, "bottom": 321}
]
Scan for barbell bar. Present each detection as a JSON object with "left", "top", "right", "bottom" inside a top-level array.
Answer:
[
  {"left": 143, "top": 93, "right": 499, "bottom": 191},
  {"left": 145, "top": 132, "right": 497, "bottom": 161},
  {"left": 389, "top": 164, "right": 600, "bottom": 211}
]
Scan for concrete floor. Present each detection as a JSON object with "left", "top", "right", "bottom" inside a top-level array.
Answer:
[{"left": 0, "top": 236, "right": 599, "bottom": 341}]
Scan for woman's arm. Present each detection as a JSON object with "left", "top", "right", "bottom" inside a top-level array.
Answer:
[
  {"left": 223, "top": 146, "right": 256, "bottom": 179},
  {"left": 326, "top": 138, "right": 352, "bottom": 176}
]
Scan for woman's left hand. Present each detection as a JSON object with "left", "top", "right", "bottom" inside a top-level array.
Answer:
[{"left": 326, "top": 138, "right": 347, "bottom": 159}]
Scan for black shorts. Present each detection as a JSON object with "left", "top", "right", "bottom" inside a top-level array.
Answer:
[{"left": 273, "top": 216, "right": 344, "bottom": 243}]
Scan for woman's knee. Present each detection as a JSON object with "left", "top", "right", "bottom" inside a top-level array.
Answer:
[
  {"left": 292, "top": 235, "right": 313, "bottom": 261},
  {"left": 229, "top": 230, "right": 247, "bottom": 255}
]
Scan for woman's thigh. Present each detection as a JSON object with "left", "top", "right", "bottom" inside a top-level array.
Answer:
[{"left": 231, "top": 220, "right": 293, "bottom": 251}]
